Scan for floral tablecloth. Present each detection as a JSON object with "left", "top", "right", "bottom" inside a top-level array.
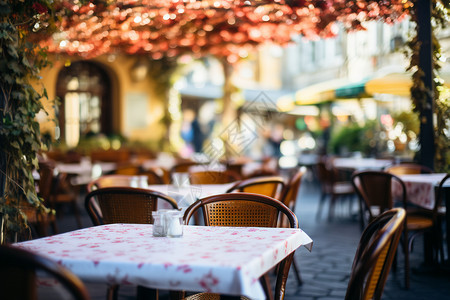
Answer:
[
  {"left": 16, "top": 224, "right": 313, "bottom": 300},
  {"left": 393, "top": 173, "right": 448, "bottom": 210}
]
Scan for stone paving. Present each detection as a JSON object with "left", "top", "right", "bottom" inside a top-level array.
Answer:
[{"left": 52, "top": 174, "right": 450, "bottom": 300}]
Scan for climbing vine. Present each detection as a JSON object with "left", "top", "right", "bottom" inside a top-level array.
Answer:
[{"left": 406, "top": 0, "right": 449, "bottom": 172}]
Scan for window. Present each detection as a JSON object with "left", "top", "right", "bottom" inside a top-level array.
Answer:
[{"left": 56, "top": 61, "right": 112, "bottom": 147}]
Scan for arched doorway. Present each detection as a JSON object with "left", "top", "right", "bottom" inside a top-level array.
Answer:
[{"left": 56, "top": 61, "right": 113, "bottom": 147}]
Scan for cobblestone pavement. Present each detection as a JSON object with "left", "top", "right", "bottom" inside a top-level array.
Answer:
[{"left": 53, "top": 174, "right": 449, "bottom": 300}]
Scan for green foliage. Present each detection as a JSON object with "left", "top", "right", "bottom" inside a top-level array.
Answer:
[
  {"left": 391, "top": 111, "right": 420, "bottom": 135},
  {"left": 0, "top": 0, "right": 56, "bottom": 242},
  {"left": 328, "top": 121, "right": 378, "bottom": 156},
  {"left": 406, "top": 0, "right": 449, "bottom": 172}
]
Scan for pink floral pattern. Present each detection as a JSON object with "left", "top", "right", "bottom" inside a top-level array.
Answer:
[
  {"left": 392, "top": 173, "right": 448, "bottom": 210},
  {"left": 16, "top": 224, "right": 313, "bottom": 300}
]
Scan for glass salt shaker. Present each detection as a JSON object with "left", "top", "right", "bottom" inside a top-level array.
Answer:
[
  {"left": 152, "top": 211, "right": 166, "bottom": 237},
  {"left": 165, "top": 210, "right": 183, "bottom": 238}
]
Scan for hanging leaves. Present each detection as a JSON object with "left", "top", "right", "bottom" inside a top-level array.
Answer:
[{"left": 35, "top": 0, "right": 414, "bottom": 60}]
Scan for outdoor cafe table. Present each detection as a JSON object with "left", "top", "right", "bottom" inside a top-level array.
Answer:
[
  {"left": 14, "top": 224, "right": 313, "bottom": 300},
  {"left": 394, "top": 173, "right": 450, "bottom": 260},
  {"left": 332, "top": 157, "right": 393, "bottom": 171},
  {"left": 394, "top": 173, "right": 448, "bottom": 210},
  {"left": 148, "top": 183, "right": 236, "bottom": 209}
]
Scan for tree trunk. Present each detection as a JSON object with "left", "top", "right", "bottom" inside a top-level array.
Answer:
[
  {"left": 0, "top": 91, "right": 5, "bottom": 199},
  {"left": 416, "top": 0, "right": 435, "bottom": 170},
  {"left": 220, "top": 58, "right": 236, "bottom": 127}
]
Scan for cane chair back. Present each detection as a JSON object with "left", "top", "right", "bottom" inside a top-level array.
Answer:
[
  {"left": 189, "top": 170, "right": 239, "bottom": 185},
  {"left": 37, "top": 160, "right": 56, "bottom": 202},
  {"left": 184, "top": 192, "right": 298, "bottom": 300},
  {"left": 20, "top": 160, "right": 58, "bottom": 238},
  {"left": 278, "top": 167, "right": 306, "bottom": 285},
  {"left": 85, "top": 187, "right": 178, "bottom": 226},
  {"left": 113, "top": 164, "right": 140, "bottom": 175},
  {"left": 351, "top": 170, "right": 439, "bottom": 289},
  {"left": 87, "top": 174, "right": 149, "bottom": 192},
  {"left": 351, "top": 171, "right": 400, "bottom": 228},
  {"left": 313, "top": 160, "right": 354, "bottom": 220},
  {"left": 385, "top": 163, "right": 433, "bottom": 175},
  {"left": 170, "top": 161, "right": 201, "bottom": 174},
  {"left": 0, "top": 245, "right": 90, "bottom": 300},
  {"left": 345, "top": 208, "right": 405, "bottom": 300},
  {"left": 433, "top": 173, "right": 450, "bottom": 263},
  {"left": 226, "top": 176, "right": 285, "bottom": 199},
  {"left": 436, "top": 174, "right": 450, "bottom": 214},
  {"left": 281, "top": 168, "right": 306, "bottom": 213}
]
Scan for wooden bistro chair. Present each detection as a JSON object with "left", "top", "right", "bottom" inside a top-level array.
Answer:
[
  {"left": 434, "top": 173, "right": 450, "bottom": 263},
  {"left": 183, "top": 192, "right": 298, "bottom": 300},
  {"left": 189, "top": 170, "right": 240, "bottom": 225},
  {"left": 189, "top": 170, "right": 239, "bottom": 185},
  {"left": 313, "top": 160, "right": 354, "bottom": 221},
  {"left": 87, "top": 174, "right": 150, "bottom": 193},
  {"left": 351, "top": 170, "right": 440, "bottom": 289},
  {"left": 279, "top": 167, "right": 306, "bottom": 285},
  {"left": 85, "top": 187, "right": 178, "bottom": 300},
  {"left": 385, "top": 163, "right": 434, "bottom": 175},
  {"left": 84, "top": 187, "right": 178, "bottom": 226},
  {"left": 226, "top": 176, "right": 285, "bottom": 199},
  {"left": 345, "top": 208, "right": 405, "bottom": 300},
  {"left": 23, "top": 160, "right": 59, "bottom": 237},
  {"left": 0, "top": 244, "right": 90, "bottom": 300}
]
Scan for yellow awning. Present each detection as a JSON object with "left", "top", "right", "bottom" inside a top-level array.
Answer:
[
  {"left": 365, "top": 72, "right": 450, "bottom": 96},
  {"left": 295, "top": 79, "right": 348, "bottom": 105}
]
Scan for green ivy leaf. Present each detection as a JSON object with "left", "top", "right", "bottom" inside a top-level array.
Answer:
[{"left": 10, "top": 141, "right": 20, "bottom": 149}]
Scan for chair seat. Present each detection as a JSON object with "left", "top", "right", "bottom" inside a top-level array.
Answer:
[
  {"left": 184, "top": 293, "right": 250, "bottom": 300},
  {"left": 406, "top": 215, "right": 433, "bottom": 231},
  {"left": 332, "top": 182, "right": 354, "bottom": 194}
]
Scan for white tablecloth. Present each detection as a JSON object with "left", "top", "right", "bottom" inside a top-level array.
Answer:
[
  {"left": 16, "top": 224, "right": 313, "bottom": 300},
  {"left": 394, "top": 173, "right": 449, "bottom": 210},
  {"left": 149, "top": 183, "right": 236, "bottom": 209},
  {"left": 333, "top": 158, "right": 392, "bottom": 171}
]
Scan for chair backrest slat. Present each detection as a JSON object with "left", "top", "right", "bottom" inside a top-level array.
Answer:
[
  {"left": 345, "top": 208, "right": 405, "bottom": 300},
  {"left": 85, "top": 187, "right": 178, "bottom": 226},
  {"left": 226, "top": 176, "right": 285, "bottom": 199},
  {"left": 183, "top": 192, "right": 297, "bottom": 300},
  {"left": 0, "top": 245, "right": 90, "bottom": 300}
]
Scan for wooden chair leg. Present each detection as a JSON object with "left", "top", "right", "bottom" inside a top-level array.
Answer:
[
  {"left": 292, "top": 259, "right": 303, "bottom": 285},
  {"left": 50, "top": 219, "right": 59, "bottom": 235},
  {"left": 137, "top": 286, "right": 158, "bottom": 300},
  {"left": 328, "top": 195, "right": 337, "bottom": 221},
  {"left": 169, "top": 290, "right": 185, "bottom": 300},
  {"left": 72, "top": 200, "right": 83, "bottom": 228},
  {"left": 106, "top": 284, "right": 119, "bottom": 300},
  {"left": 259, "top": 273, "right": 273, "bottom": 300},
  {"left": 316, "top": 193, "right": 327, "bottom": 220},
  {"left": 403, "top": 232, "right": 410, "bottom": 289}
]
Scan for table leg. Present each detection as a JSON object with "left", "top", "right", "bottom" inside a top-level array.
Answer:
[
  {"left": 220, "top": 296, "right": 240, "bottom": 300},
  {"left": 137, "top": 286, "right": 158, "bottom": 300},
  {"left": 445, "top": 187, "right": 449, "bottom": 262}
]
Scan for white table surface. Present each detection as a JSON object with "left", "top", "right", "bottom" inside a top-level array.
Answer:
[
  {"left": 333, "top": 158, "right": 392, "bottom": 171},
  {"left": 15, "top": 224, "right": 313, "bottom": 300},
  {"left": 394, "top": 173, "right": 449, "bottom": 210},
  {"left": 149, "top": 183, "right": 236, "bottom": 209}
]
